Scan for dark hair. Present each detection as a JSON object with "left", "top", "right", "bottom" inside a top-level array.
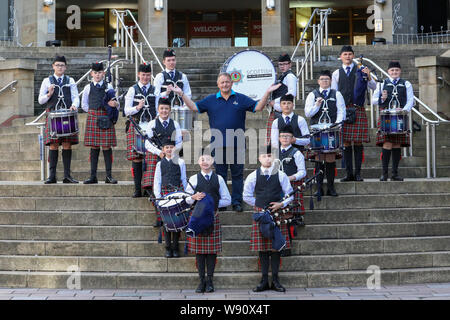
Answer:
[
  {"left": 319, "top": 70, "right": 332, "bottom": 79},
  {"left": 138, "top": 63, "right": 152, "bottom": 73},
  {"left": 158, "top": 98, "right": 171, "bottom": 107}
]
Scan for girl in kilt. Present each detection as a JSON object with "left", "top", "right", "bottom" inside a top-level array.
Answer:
[
  {"left": 372, "top": 61, "right": 414, "bottom": 181},
  {"left": 184, "top": 149, "right": 231, "bottom": 293},
  {"left": 82, "top": 62, "right": 119, "bottom": 184},
  {"left": 243, "top": 145, "right": 294, "bottom": 293},
  {"left": 38, "top": 55, "right": 80, "bottom": 184},
  {"left": 124, "top": 63, "right": 157, "bottom": 198},
  {"left": 153, "top": 138, "right": 188, "bottom": 258}
]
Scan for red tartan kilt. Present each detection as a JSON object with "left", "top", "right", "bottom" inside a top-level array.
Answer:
[
  {"left": 376, "top": 118, "right": 410, "bottom": 147},
  {"left": 43, "top": 116, "right": 79, "bottom": 146},
  {"left": 84, "top": 109, "right": 117, "bottom": 148},
  {"left": 126, "top": 121, "right": 144, "bottom": 161},
  {"left": 250, "top": 207, "right": 291, "bottom": 252},
  {"left": 291, "top": 180, "right": 305, "bottom": 216},
  {"left": 142, "top": 153, "right": 159, "bottom": 189},
  {"left": 266, "top": 110, "right": 276, "bottom": 145},
  {"left": 187, "top": 213, "right": 222, "bottom": 254},
  {"left": 342, "top": 105, "right": 370, "bottom": 143}
]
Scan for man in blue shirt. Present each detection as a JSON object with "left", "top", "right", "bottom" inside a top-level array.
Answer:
[{"left": 172, "top": 72, "right": 280, "bottom": 212}]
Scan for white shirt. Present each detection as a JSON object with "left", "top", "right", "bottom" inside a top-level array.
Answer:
[
  {"left": 273, "top": 72, "right": 298, "bottom": 112},
  {"left": 243, "top": 164, "right": 294, "bottom": 208},
  {"left": 38, "top": 74, "right": 80, "bottom": 108},
  {"left": 185, "top": 171, "right": 232, "bottom": 207},
  {"left": 372, "top": 77, "right": 414, "bottom": 112},
  {"left": 279, "top": 145, "right": 307, "bottom": 181},
  {"left": 153, "top": 68, "right": 192, "bottom": 106},
  {"left": 144, "top": 117, "right": 183, "bottom": 156},
  {"left": 304, "top": 87, "right": 346, "bottom": 124},
  {"left": 81, "top": 81, "right": 119, "bottom": 113},
  {"left": 153, "top": 157, "right": 188, "bottom": 199},
  {"left": 331, "top": 63, "right": 377, "bottom": 92},
  {"left": 124, "top": 82, "right": 156, "bottom": 116},
  {"left": 270, "top": 112, "right": 310, "bottom": 148}
]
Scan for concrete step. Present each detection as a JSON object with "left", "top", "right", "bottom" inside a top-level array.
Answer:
[{"left": 1, "top": 266, "right": 450, "bottom": 289}]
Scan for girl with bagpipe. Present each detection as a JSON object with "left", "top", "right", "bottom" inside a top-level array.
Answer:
[
  {"left": 82, "top": 61, "right": 120, "bottom": 184},
  {"left": 184, "top": 147, "right": 231, "bottom": 293}
]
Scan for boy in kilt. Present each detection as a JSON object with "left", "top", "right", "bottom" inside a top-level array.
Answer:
[
  {"left": 184, "top": 149, "right": 231, "bottom": 293},
  {"left": 153, "top": 138, "right": 188, "bottom": 258},
  {"left": 124, "top": 63, "right": 157, "bottom": 198},
  {"left": 331, "top": 46, "right": 376, "bottom": 182},
  {"left": 38, "top": 55, "right": 80, "bottom": 184},
  {"left": 266, "top": 53, "right": 298, "bottom": 144},
  {"left": 243, "top": 145, "right": 294, "bottom": 292},
  {"left": 144, "top": 98, "right": 183, "bottom": 227},
  {"left": 82, "top": 62, "right": 119, "bottom": 184},
  {"left": 305, "top": 70, "right": 346, "bottom": 197},
  {"left": 372, "top": 61, "right": 414, "bottom": 181}
]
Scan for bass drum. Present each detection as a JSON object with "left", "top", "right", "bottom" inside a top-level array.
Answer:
[{"left": 221, "top": 50, "right": 276, "bottom": 100}]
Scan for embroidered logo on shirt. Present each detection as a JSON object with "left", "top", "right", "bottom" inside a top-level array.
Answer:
[{"left": 233, "top": 101, "right": 238, "bottom": 105}]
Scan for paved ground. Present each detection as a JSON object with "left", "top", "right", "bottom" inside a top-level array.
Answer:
[{"left": 0, "top": 283, "right": 449, "bottom": 300}]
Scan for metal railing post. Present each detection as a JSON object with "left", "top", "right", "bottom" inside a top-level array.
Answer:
[
  {"left": 318, "top": 25, "right": 321, "bottom": 61},
  {"left": 369, "top": 89, "right": 374, "bottom": 129},
  {"left": 409, "top": 111, "right": 413, "bottom": 156},
  {"left": 425, "top": 122, "right": 431, "bottom": 178},
  {"left": 304, "top": 41, "right": 309, "bottom": 80},
  {"left": 135, "top": 46, "right": 139, "bottom": 81},
  {"left": 431, "top": 124, "right": 436, "bottom": 178},
  {"left": 325, "top": 13, "right": 328, "bottom": 45},
  {"left": 312, "top": 24, "right": 317, "bottom": 61},
  {"left": 320, "top": 11, "right": 324, "bottom": 46},
  {"left": 115, "top": 14, "right": 119, "bottom": 47},
  {"left": 39, "top": 126, "right": 45, "bottom": 181},
  {"left": 296, "top": 59, "right": 300, "bottom": 101},
  {"left": 125, "top": 26, "right": 129, "bottom": 60},
  {"left": 301, "top": 58, "right": 305, "bottom": 100},
  {"left": 140, "top": 43, "right": 144, "bottom": 63},
  {"left": 309, "top": 41, "right": 313, "bottom": 79},
  {"left": 120, "top": 13, "right": 125, "bottom": 47}
]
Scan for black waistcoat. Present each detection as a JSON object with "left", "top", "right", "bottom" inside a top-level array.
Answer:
[
  {"left": 254, "top": 168, "right": 283, "bottom": 209},
  {"left": 46, "top": 75, "right": 73, "bottom": 110},
  {"left": 380, "top": 78, "right": 407, "bottom": 109},
  {"left": 278, "top": 70, "right": 293, "bottom": 82},
  {"left": 310, "top": 89, "right": 338, "bottom": 125},
  {"left": 154, "top": 118, "right": 176, "bottom": 141},
  {"left": 338, "top": 66, "right": 357, "bottom": 106},
  {"left": 88, "top": 82, "right": 107, "bottom": 110},
  {"left": 195, "top": 172, "right": 220, "bottom": 210},
  {"left": 161, "top": 70, "right": 184, "bottom": 101},
  {"left": 277, "top": 113, "right": 303, "bottom": 138},
  {"left": 160, "top": 158, "right": 182, "bottom": 187},
  {"left": 132, "top": 84, "right": 156, "bottom": 122},
  {"left": 279, "top": 146, "right": 300, "bottom": 177}
]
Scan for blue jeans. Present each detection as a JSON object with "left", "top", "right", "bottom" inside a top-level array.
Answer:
[{"left": 213, "top": 147, "right": 243, "bottom": 206}]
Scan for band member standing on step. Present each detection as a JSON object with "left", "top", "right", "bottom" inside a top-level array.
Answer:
[
  {"left": 124, "top": 63, "right": 157, "bottom": 197},
  {"left": 144, "top": 98, "right": 183, "bottom": 226},
  {"left": 270, "top": 94, "right": 309, "bottom": 150},
  {"left": 38, "top": 55, "right": 80, "bottom": 184},
  {"left": 332, "top": 45, "right": 376, "bottom": 182},
  {"left": 266, "top": 53, "right": 298, "bottom": 144},
  {"left": 153, "top": 138, "right": 188, "bottom": 258},
  {"left": 243, "top": 145, "right": 294, "bottom": 293},
  {"left": 185, "top": 149, "right": 231, "bottom": 293},
  {"left": 82, "top": 62, "right": 119, "bottom": 184},
  {"left": 372, "top": 61, "right": 414, "bottom": 181},
  {"left": 306, "top": 70, "right": 346, "bottom": 197},
  {"left": 154, "top": 49, "right": 192, "bottom": 107}
]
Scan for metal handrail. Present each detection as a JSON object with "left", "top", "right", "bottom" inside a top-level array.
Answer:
[
  {"left": 0, "top": 80, "right": 18, "bottom": 95},
  {"left": 292, "top": 8, "right": 320, "bottom": 58}
]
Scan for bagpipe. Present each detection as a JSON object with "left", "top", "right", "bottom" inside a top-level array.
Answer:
[
  {"left": 102, "top": 45, "right": 123, "bottom": 124},
  {"left": 127, "top": 115, "right": 164, "bottom": 150}
]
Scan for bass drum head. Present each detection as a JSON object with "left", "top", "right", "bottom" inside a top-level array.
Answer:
[{"left": 221, "top": 50, "right": 276, "bottom": 100}]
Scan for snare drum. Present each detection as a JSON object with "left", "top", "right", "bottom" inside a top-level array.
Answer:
[
  {"left": 156, "top": 191, "right": 192, "bottom": 232},
  {"left": 380, "top": 108, "right": 408, "bottom": 134},
  {"left": 221, "top": 50, "right": 276, "bottom": 100},
  {"left": 310, "top": 123, "right": 341, "bottom": 153},
  {"left": 48, "top": 109, "right": 79, "bottom": 138},
  {"left": 133, "top": 122, "right": 149, "bottom": 155}
]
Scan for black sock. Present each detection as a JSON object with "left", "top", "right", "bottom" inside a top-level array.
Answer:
[
  {"left": 196, "top": 254, "right": 206, "bottom": 279},
  {"left": 90, "top": 148, "right": 100, "bottom": 178},
  {"left": 48, "top": 149, "right": 58, "bottom": 179},
  {"left": 62, "top": 149, "right": 72, "bottom": 178},
  {"left": 381, "top": 148, "right": 391, "bottom": 175},
  {"left": 164, "top": 231, "right": 172, "bottom": 250},
  {"left": 343, "top": 145, "right": 353, "bottom": 176},
  {"left": 392, "top": 148, "right": 401, "bottom": 176},
  {"left": 259, "top": 251, "right": 270, "bottom": 280},
  {"left": 325, "top": 162, "right": 336, "bottom": 190},
  {"left": 354, "top": 145, "right": 363, "bottom": 176},
  {"left": 271, "top": 251, "right": 281, "bottom": 276},
  {"left": 206, "top": 254, "right": 217, "bottom": 277},
  {"left": 315, "top": 162, "right": 325, "bottom": 190},
  {"left": 172, "top": 232, "right": 180, "bottom": 251},
  {"left": 103, "top": 149, "right": 113, "bottom": 178},
  {"left": 132, "top": 161, "right": 143, "bottom": 193}
]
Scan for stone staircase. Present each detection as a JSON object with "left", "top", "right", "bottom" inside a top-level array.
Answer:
[{"left": 0, "top": 45, "right": 449, "bottom": 289}]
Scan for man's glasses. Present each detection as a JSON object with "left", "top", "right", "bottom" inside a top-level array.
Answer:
[
  {"left": 278, "top": 62, "right": 291, "bottom": 67},
  {"left": 54, "top": 64, "right": 66, "bottom": 68},
  {"left": 318, "top": 78, "right": 330, "bottom": 81}
]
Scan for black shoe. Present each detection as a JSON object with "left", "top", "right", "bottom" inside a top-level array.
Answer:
[
  {"left": 354, "top": 174, "right": 364, "bottom": 182},
  {"left": 233, "top": 204, "right": 243, "bottom": 212},
  {"left": 63, "top": 176, "right": 78, "bottom": 184},
  {"left": 253, "top": 278, "right": 270, "bottom": 292},
  {"left": 218, "top": 207, "right": 227, "bottom": 212},
  {"left": 172, "top": 250, "right": 179, "bottom": 258},
  {"left": 153, "top": 220, "right": 162, "bottom": 228},
  {"left": 281, "top": 249, "right": 291, "bottom": 257},
  {"left": 271, "top": 276, "right": 286, "bottom": 293},
  {"left": 380, "top": 175, "right": 388, "bottom": 181},
  {"left": 133, "top": 190, "right": 142, "bottom": 198},
  {"left": 205, "top": 276, "right": 214, "bottom": 293},
  {"left": 391, "top": 175, "right": 404, "bottom": 181},
  {"left": 297, "top": 216, "right": 305, "bottom": 227},
  {"left": 105, "top": 176, "right": 118, "bottom": 184},
  {"left": 44, "top": 177, "right": 57, "bottom": 184},
  {"left": 83, "top": 176, "right": 98, "bottom": 184},
  {"left": 340, "top": 175, "right": 355, "bottom": 182},
  {"left": 326, "top": 187, "right": 338, "bottom": 197},
  {"left": 195, "top": 279, "right": 206, "bottom": 293},
  {"left": 165, "top": 249, "right": 173, "bottom": 258},
  {"left": 314, "top": 188, "right": 324, "bottom": 197}
]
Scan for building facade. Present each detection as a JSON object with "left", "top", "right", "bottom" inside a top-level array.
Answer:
[{"left": 1, "top": 0, "right": 448, "bottom": 47}]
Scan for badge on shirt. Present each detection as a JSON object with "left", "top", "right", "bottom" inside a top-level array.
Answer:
[{"left": 233, "top": 101, "right": 238, "bottom": 105}]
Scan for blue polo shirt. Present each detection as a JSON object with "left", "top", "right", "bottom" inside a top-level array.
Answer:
[{"left": 195, "top": 90, "right": 257, "bottom": 147}]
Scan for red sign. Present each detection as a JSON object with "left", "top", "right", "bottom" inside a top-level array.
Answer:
[
  {"left": 190, "top": 22, "right": 233, "bottom": 37},
  {"left": 251, "top": 21, "right": 262, "bottom": 36}
]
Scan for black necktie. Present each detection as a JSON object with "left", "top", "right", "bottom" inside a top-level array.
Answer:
[
  {"left": 392, "top": 79, "right": 397, "bottom": 85},
  {"left": 142, "top": 86, "right": 147, "bottom": 96},
  {"left": 57, "top": 78, "right": 62, "bottom": 86},
  {"left": 346, "top": 66, "right": 351, "bottom": 76},
  {"left": 205, "top": 174, "right": 210, "bottom": 181},
  {"left": 169, "top": 71, "right": 175, "bottom": 80},
  {"left": 264, "top": 170, "right": 270, "bottom": 180},
  {"left": 163, "top": 120, "right": 168, "bottom": 128},
  {"left": 323, "top": 90, "right": 328, "bottom": 98},
  {"left": 285, "top": 116, "right": 290, "bottom": 125},
  {"left": 96, "top": 83, "right": 101, "bottom": 88}
]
